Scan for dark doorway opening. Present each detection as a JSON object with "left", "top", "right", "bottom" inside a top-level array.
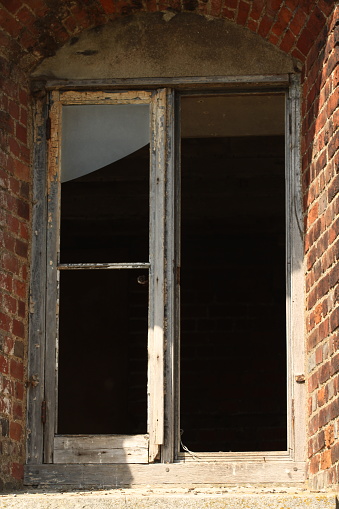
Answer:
[{"left": 180, "top": 94, "right": 287, "bottom": 452}]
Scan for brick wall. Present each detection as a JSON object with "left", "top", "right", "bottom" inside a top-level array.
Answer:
[
  {"left": 0, "top": 55, "right": 31, "bottom": 489},
  {"left": 303, "top": 5, "right": 339, "bottom": 491},
  {"left": 0, "top": 0, "right": 337, "bottom": 489}
]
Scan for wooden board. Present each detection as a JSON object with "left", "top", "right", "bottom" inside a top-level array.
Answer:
[
  {"left": 25, "top": 460, "right": 305, "bottom": 486},
  {"left": 26, "top": 95, "right": 48, "bottom": 464},
  {"left": 54, "top": 435, "right": 149, "bottom": 464}
]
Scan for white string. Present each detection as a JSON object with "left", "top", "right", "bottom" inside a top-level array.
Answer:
[{"left": 180, "top": 429, "right": 199, "bottom": 460}]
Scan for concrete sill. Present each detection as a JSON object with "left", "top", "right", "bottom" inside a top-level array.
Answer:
[{"left": 1, "top": 488, "right": 338, "bottom": 509}]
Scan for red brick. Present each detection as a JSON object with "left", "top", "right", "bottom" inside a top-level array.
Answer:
[
  {"left": 16, "top": 198, "right": 29, "bottom": 220},
  {"left": 10, "top": 358, "right": 24, "bottom": 380},
  {"left": 1, "top": 0, "right": 22, "bottom": 14},
  {"left": 0, "top": 8, "right": 22, "bottom": 37},
  {"left": 306, "top": 6, "right": 326, "bottom": 36},
  {"left": 330, "top": 307, "right": 339, "bottom": 333},
  {"left": 14, "top": 158, "right": 29, "bottom": 181},
  {"left": 9, "top": 421, "right": 22, "bottom": 441},
  {"left": 3, "top": 293, "right": 16, "bottom": 314},
  {"left": 297, "top": 27, "right": 316, "bottom": 57},
  {"left": 0, "top": 272, "right": 12, "bottom": 292},
  {"left": 9, "top": 175, "right": 20, "bottom": 195},
  {"left": 11, "top": 462, "right": 24, "bottom": 480},
  {"left": 15, "top": 238, "right": 28, "bottom": 258},
  {"left": 13, "top": 401, "right": 23, "bottom": 420},
  {"left": 321, "top": 449, "right": 332, "bottom": 469},
  {"left": 13, "top": 279, "right": 26, "bottom": 299},
  {"left": 237, "top": 1, "right": 251, "bottom": 25},
  {"left": 2, "top": 251, "right": 19, "bottom": 275},
  {"left": 8, "top": 100, "right": 19, "bottom": 120},
  {"left": 258, "top": 14, "right": 273, "bottom": 38},
  {"left": 0, "top": 354, "right": 9, "bottom": 375},
  {"left": 15, "top": 381, "right": 24, "bottom": 400},
  {"left": 17, "top": 300, "right": 25, "bottom": 318},
  {"left": 12, "top": 319, "right": 24, "bottom": 339},
  {"left": 15, "top": 123, "right": 27, "bottom": 144},
  {"left": 280, "top": 28, "right": 295, "bottom": 52},
  {"left": 289, "top": 8, "right": 307, "bottom": 37},
  {"left": 19, "top": 107, "right": 27, "bottom": 127},
  {"left": 309, "top": 454, "right": 320, "bottom": 474}
]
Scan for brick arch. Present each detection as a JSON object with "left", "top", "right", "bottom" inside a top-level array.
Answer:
[
  {"left": 0, "top": 0, "right": 334, "bottom": 71},
  {"left": 0, "top": 0, "right": 338, "bottom": 491}
]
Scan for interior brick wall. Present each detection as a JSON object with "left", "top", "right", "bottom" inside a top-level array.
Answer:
[{"left": 0, "top": 0, "right": 337, "bottom": 489}]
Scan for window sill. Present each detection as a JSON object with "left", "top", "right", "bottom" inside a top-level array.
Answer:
[{"left": 25, "top": 459, "right": 305, "bottom": 487}]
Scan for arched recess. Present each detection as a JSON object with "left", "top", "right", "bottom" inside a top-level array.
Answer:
[
  {"left": 32, "top": 12, "right": 295, "bottom": 80},
  {"left": 27, "top": 10, "right": 305, "bottom": 486}
]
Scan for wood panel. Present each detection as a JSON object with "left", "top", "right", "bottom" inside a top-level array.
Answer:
[
  {"left": 26, "top": 95, "right": 48, "bottom": 464},
  {"left": 287, "top": 74, "right": 306, "bottom": 463},
  {"left": 25, "top": 461, "right": 305, "bottom": 486},
  {"left": 148, "top": 89, "right": 167, "bottom": 461},
  {"left": 54, "top": 435, "right": 148, "bottom": 464},
  {"left": 40, "top": 74, "right": 290, "bottom": 92}
]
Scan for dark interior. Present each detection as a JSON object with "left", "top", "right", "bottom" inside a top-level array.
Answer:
[
  {"left": 57, "top": 95, "right": 287, "bottom": 452},
  {"left": 58, "top": 146, "right": 149, "bottom": 434},
  {"left": 180, "top": 135, "right": 287, "bottom": 452}
]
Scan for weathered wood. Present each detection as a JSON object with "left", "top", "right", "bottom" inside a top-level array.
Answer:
[
  {"left": 43, "top": 90, "right": 159, "bottom": 465},
  {"left": 59, "top": 90, "right": 152, "bottom": 104},
  {"left": 180, "top": 451, "right": 292, "bottom": 462},
  {"left": 25, "top": 460, "right": 305, "bottom": 486},
  {"left": 287, "top": 74, "right": 305, "bottom": 463},
  {"left": 26, "top": 95, "right": 48, "bottom": 465},
  {"left": 148, "top": 89, "right": 166, "bottom": 461},
  {"left": 162, "top": 89, "right": 176, "bottom": 463},
  {"left": 57, "top": 262, "right": 150, "bottom": 270},
  {"left": 40, "top": 75, "right": 290, "bottom": 91},
  {"left": 54, "top": 435, "right": 149, "bottom": 464},
  {"left": 44, "top": 90, "right": 62, "bottom": 463}
]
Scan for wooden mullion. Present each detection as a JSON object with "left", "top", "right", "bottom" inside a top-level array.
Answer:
[
  {"left": 148, "top": 89, "right": 167, "bottom": 461},
  {"left": 44, "top": 91, "right": 61, "bottom": 463},
  {"left": 287, "top": 74, "right": 305, "bottom": 462},
  {"left": 162, "top": 89, "right": 177, "bottom": 463},
  {"left": 26, "top": 95, "right": 48, "bottom": 464}
]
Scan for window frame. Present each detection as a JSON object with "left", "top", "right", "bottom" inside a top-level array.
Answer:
[{"left": 26, "top": 74, "right": 306, "bottom": 486}]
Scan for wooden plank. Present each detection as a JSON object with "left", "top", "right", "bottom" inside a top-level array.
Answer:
[
  {"left": 162, "top": 89, "right": 176, "bottom": 463},
  {"left": 180, "top": 451, "right": 291, "bottom": 462},
  {"left": 57, "top": 263, "right": 150, "bottom": 270},
  {"left": 26, "top": 95, "right": 48, "bottom": 465},
  {"left": 54, "top": 435, "right": 148, "bottom": 464},
  {"left": 148, "top": 89, "right": 166, "bottom": 461},
  {"left": 41, "top": 75, "right": 290, "bottom": 91},
  {"left": 287, "top": 74, "right": 306, "bottom": 463},
  {"left": 25, "top": 461, "right": 305, "bottom": 486},
  {"left": 44, "top": 90, "right": 62, "bottom": 463},
  {"left": 59, "top": 90, "right": 152, "bottom": 105}
]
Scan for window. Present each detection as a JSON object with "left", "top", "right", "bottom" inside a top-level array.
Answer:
[{"left": 26, "top": 77, "right": 305, "bottom": 485}]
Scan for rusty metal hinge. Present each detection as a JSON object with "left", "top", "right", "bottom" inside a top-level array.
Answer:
[
  {"left": 46, "top": 116, "right": 51, "bottom": 140},
  {"left": 41, "top": 400, "right": 46, "bottom": 424}
]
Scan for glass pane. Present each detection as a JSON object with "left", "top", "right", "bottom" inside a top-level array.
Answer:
[
  {"left": 57, "top": 269, "right": 148, "bottom": 435},
  {"left": 60, "top": 144, "right": 150, "bottom": 264},
  {"left": 180, "top": 94, "right": 287, "bottom": 452},
  {"left": 61, "top": 104, "right": 149, "bottom": 182}
]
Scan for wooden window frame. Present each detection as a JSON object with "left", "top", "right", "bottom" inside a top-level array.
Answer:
[{"left": 26, "top": 74, "right": 306, "bottom": 486}]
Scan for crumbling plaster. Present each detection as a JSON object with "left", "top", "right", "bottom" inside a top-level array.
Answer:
[{"left": 32, "top": 12, "right": 295, "bottom": 80}]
